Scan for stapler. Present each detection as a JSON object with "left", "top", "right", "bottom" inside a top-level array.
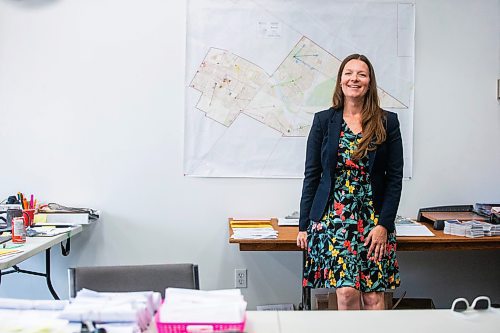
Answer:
[{"left": 433, "top": 220, "right": 445, "bottom": 230}]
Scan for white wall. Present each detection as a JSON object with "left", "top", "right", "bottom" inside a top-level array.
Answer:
[{"left": 0, "top": 0, "right": 498, "bottom": 309}]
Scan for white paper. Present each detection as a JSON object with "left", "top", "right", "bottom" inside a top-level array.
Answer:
[
  {"left": 278, "top": 218, "right": 299, "bottom": 226},
  {"left": 396, "top": 224, "right": 435, "bottom": 237},
  {"left": 0, "top": 298, "right": 69, "bottom": 310},
  {"left": 160, "top": 288, "right": 246, "bottom": 324}
]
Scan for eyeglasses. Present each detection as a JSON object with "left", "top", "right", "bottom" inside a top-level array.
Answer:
[{"left": 451, "top": 296, "right": 491, "bottom": 312}]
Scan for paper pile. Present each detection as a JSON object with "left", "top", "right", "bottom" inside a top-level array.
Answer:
[
  {"left": 230, "top": 220, "right": 278, "bottom": 239},
  {"left": 159, "top": 288, "right": 246, "bottom": 324},
  {"left": 0, "top": 309, "right": 68, "bottom": 333},
  {"left": 0, "top": 298, "right": 68, "bottom": 310},
  {"left": 482, "top": 223, "right": 500, "bottom": 236},
  {"left": 444, "top": 220, "right": 485, "bottom": 238},
  {"left": 59, "top": 289, "right": 161, "bottom": 332},
  {"left": 0, "top": 298, "right": 69, "bottom": 333}
]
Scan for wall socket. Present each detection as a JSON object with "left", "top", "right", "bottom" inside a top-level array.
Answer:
[{"left": 235, "top": 268, "right": 247, "bottom": 288}]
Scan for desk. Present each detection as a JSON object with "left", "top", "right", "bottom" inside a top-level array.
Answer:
[
  {"left": 229, "top": 218, "right": 500, "bottom": 309},
  {"left": 0, "top": 225, "right": 83, "bottom": 299},
  {"left": 229, "top": 218, "right": 500, "bottom": 251}
]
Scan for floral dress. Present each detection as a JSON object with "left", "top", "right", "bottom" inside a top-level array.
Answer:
[{"left": 303, "top": 121, "right": 400, "bottom": 291}]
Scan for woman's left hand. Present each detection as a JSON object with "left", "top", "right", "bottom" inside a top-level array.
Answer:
[{"left": 364, "top": 225, "right": 388, "bottom": 261}]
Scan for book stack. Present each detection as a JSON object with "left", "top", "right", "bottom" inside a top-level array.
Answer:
[{"left": 230, "top": 219, "right": 278, "bottom": 239}]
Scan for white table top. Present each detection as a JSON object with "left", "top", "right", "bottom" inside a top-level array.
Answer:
[
  {"left": 276, "top": 309, "right": 500, "bottom": 333},
  {"left": 0, "top": 225, "right": 82, "bottom": 270},
  {"left": 0, "top": 307, "right": 498, "bottom": 332},
  {"left": 147, "top": 309, "right": 500, "bottom": 333}
]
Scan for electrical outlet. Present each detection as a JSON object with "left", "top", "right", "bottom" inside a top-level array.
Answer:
[{"left": 235, "top": 268, "right": 247, "bottom": 288}]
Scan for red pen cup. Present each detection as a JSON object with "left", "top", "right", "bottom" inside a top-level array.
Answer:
[{"left": 23, "top": 209, "right": 35, "bottom": 227}]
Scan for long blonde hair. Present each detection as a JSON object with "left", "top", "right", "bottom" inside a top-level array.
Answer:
[{"left": 332, "top": 54, "right": 386, "bottom": 161}]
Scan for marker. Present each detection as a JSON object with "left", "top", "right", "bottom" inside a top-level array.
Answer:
[{"left": 29, "top": 195, "right": 34, "bottom": 209}]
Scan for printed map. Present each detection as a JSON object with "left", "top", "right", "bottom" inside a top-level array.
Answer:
[{"left": 185, "top": 0, "right": 414, "bottom": 178}]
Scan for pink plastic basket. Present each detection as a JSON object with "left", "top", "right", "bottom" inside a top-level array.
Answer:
[{"left": 155, "top": 312, "right": 246, "bottom": 333}]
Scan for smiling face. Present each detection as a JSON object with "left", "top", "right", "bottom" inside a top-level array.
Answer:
[{"left": 340, "top": 59, "right": 370, "bottom": 101}]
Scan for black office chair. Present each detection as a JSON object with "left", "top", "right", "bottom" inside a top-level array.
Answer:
[{"left": 68, "top": 263, "right": 199, "bottom": 298}]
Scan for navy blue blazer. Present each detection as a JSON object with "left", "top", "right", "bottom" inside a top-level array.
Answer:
[{"left": 299, "top": 107, "right": 403, "bottom": 233}]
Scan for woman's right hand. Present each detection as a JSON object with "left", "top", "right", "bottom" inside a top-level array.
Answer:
[{"left": 296, "top": 231, "right": 308, "bottom": 250}]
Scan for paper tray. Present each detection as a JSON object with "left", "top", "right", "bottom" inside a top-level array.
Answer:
[{"left": 155, "top": 312, "right": 245, "bottom": 333}]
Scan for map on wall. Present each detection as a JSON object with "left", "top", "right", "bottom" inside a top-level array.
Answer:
[{"left": 185, "top": 0, "right": 414, "bottom": 178}]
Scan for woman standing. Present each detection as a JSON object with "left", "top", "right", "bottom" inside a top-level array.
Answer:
[{"left": 297, "top": 54, "right": 403, "bottom": 310}]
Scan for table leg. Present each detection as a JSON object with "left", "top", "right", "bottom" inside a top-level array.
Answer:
[{"left": 45, "top": 248, "right": 60, "bottom": 300}]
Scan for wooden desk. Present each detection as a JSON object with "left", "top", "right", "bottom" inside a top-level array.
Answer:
[
  {"left": 229, "top": 218, "right": 500, "bottom": 252},
  {"left": 0, "top": 226, "right": 83, "bottom": 299}
]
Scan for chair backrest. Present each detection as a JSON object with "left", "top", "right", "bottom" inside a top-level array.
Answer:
[{"left": 68, "top": 263, "right": 199, "bottom": 298}]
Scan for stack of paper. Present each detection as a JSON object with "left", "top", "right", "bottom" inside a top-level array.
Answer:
[
  {"left": 0, "top": 298, "right": 68, "bottom": 310},
  {"left": 159, "top": 288, "right": 246, "bottom": 324},
  {"left": 464, "top": 221, "right": 485, "bottom": 238},
  {"left": 444, "top": 219, "right": 461, "bottom": 235},
  {"left": 0, "top": 298, "right": 70, "bottom": 333},
  {"left": 444, "top": 220, "right": 485, "bottom": 238},
  {"left": 0, "top": 309, "right": 69, "bottom": 333},
  {"left": 482, "top": 222, "right": 500, "bottom": 236},
  {"left": 230, "top": 220, "right": 278, "bottom": 239},
  {"left": 59, "top": 289, "right": 161, "bottom": 331}
]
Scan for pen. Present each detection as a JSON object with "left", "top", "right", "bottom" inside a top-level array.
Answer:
[{"left": 29, "top": 194, "right": 34, "bottom": 209}]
